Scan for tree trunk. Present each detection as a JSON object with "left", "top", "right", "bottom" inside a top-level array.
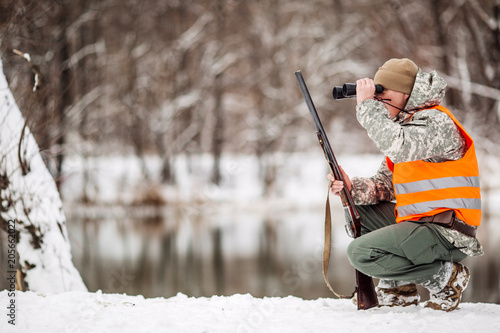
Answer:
[
  {"left": 0, "top": 58, "right": 87, "bottom": 293},
  {"left": 211, "top": 0, "right": 226, "bottom": 185}
]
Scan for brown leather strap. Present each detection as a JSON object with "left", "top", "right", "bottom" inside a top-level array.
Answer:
[
  {"left": 417, "top": 210, "right": 477, "bottom": 238},
  {"left": 450, "top": 221, "right": 477, "bottom": 238},
  {"left": 322, "top": 181, "right": 355, "bottom": 299}
]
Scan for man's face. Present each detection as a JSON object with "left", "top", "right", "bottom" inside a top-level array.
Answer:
[{"left": 375, "top": 89, "right": 410, "bottom": 118}]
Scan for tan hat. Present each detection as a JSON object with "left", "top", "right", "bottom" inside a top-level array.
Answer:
[{"left": 374, "top": 58, "right": 418, "bottom": 95}]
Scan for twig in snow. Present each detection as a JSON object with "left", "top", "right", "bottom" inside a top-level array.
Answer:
[{"left": 13, "top": 49, "right": 41, "bottom": 92}]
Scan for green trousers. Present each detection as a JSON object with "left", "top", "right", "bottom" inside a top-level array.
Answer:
[{"left": 346, "top": 202, "right": 467, "bottom": 286}]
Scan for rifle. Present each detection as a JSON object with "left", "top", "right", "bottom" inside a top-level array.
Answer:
[{"left": 294, "top": 70, "right": 378, "bottom": 310}]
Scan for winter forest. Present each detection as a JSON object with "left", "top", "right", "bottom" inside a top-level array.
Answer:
[{"left": 1, "top": 0, "right": 500, "bottom": 331}]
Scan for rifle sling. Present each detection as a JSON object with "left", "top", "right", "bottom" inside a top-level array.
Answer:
[{"left": 322, "top": 181, "right": 356, "bottom": 299}]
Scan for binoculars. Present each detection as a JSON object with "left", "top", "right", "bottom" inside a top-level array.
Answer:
[{"left": 332, "top": 83, "right": 384, "bottom": 100}]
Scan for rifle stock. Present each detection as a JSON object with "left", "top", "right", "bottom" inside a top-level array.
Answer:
[{"left": 294, "top": 70, "right": 378, "bottom": 310}]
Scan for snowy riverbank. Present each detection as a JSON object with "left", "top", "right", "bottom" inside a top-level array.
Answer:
[{"left": 1, "top": 290, "right": 500, "bottom": 332}]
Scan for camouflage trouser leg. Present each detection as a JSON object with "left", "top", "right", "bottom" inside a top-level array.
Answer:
[{"left": 347, "top": 202, "right": 467, "bottom": 285}]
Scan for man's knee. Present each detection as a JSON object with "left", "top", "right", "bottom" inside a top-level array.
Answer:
[
  {"left": 347, "top": 238, "right": 367, "bottom": 271},
  {"left": 347, "top": 237, "right": 388, "bottom": 276}
]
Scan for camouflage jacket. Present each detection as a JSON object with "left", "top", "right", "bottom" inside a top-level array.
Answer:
[{"left": 351, "top": 69, "right": 483, "bottom": 256}]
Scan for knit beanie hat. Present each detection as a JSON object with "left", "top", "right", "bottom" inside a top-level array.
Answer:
[{"left": 373, "top": 58, "right": 419, "bottom": 95}]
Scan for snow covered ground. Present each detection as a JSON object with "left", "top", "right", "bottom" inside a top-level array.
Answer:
[{"left": 1, "top": 290, "right": 499, "bottom": 332}]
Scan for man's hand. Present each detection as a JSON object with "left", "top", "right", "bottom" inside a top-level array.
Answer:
[
  {"left": 356, "top": 78, "right": 376, "bottom": 104},
  {"left": 327, "top": 166, "right": 352, "bottom": 196}
]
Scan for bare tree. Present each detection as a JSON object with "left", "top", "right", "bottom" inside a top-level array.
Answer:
[{"left": 1, "top": 0, "right": 498, "bottom": 203}]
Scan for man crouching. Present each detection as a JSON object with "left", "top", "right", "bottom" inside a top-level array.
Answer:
[{"left": 329, "top": 58, "right": 483, "bottom": 311}]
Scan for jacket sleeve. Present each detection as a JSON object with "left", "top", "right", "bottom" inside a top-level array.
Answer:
[
  {"left": 355, "top": 100, "right": 465, "bottom": 163},
  {"left": 350, "top": 159, "right": 395, "bottom": 205}
]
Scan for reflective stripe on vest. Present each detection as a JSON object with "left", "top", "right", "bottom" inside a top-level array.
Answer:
[
  {"left": 398, "top": 198, "right": 482, "bottom": 217},
  {"left": 394, "top": 176, "right": 480, "bottom": 195},
  {"left": 387, "top": 105, "right": 481, "bottom": 227}
]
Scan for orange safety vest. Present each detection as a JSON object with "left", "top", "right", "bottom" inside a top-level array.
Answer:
[{"left": 386, "top": 105, "right": 481, "bottom": 226}]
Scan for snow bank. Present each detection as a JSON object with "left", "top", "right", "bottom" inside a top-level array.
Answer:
[
  {"left": 0, "top": 60, "right": 86, "bottom": 293},
  {"left": 1, "top": 290, "right": 499, "bottom": 332},
  {"left": 60, "top": 153, "right": 383, "bottom": 206}
]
